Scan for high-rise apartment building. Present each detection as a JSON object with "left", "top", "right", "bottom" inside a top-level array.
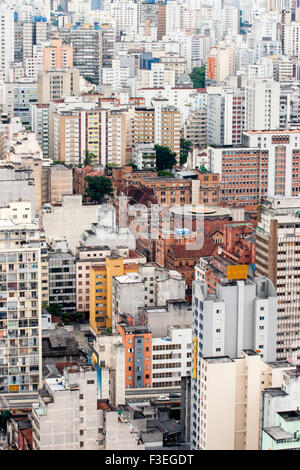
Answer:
[
  {"left": 133, "top": 107, "right": 155, "bottom": 145},
  {"left": 4, "top": 82, "right": 38, "bottom": 127},
  {"left": 89, "top": 251, "right": 146, "bottom": 334},
  {"left": 43, "top": 38, "right": 73, "bottom": 71},
  {"left": 0, "top": 5, "right": 14, "bottom": 81},
  {"left": 133, "top": 102, "right": 180, "bottom": 160},
  {"left": 157, "top": 3, "right": 166, "bottom": 41},
  {"left": 100, "top": 26, "right": 115, "bottom": 69},
  {"left": 191, "top": 350, "right": 294, "bottom": 450},
  {"left": 192, "top": 276, "right": 278, "bottom": 363},
  {"left": 22, "top": 20, "right": 50, "bottom": 59},
  {"left": 110, "top": 0, "right": 140, "bottom": 37},
  {"left": 117, "top": 322, "right": 152, "bottom": 389},
  {"left": 208, "top": 146, "right": 269, "bottom": 206},
  {"left": 38, "top": 68, "right": 80, "bottom": 104},
  {"left": 59, "top": 27, "right": 102, "bottom": 85},
  {"left": 0, "top": 220, "right": 42, "bottom": 400},
  {"left": 32, "top": 366, "right": 100, "bottom": 450},
  {"left": 255, "top": 196, "right": 300, "bottom": 364},
  {"left": 207, "top": 88, "right": 245, "bottom": 146},
  {"left": 48, "top": 239, "right": 76, "bottom": 315},
  {"left": 208, "top": 129, "right": 300, "bottom": 206},
  {"left": 245, "top": 79, "right": 280, "bottom": 131},
  {"left": 31, "top": 103, "right": 50, "bottom": 158},
  {"left": 183, "top": 110, "right": 207, "bottom": 147},
  {"left": 243, "top": 130, "right": 300, "bottom": 197},
  {"left": 51, "top": 103, "right": 127, "bottom": 166}
]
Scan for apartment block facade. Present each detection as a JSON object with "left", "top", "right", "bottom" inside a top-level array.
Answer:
[
  {"left": 89, "top": 252, "right": 145, "bottom": 334},
  {"left": 191, "top": 351, "right": 294, "bottom": 450},
  {"left": 32, "top": 366, "right": 100, "bottom": 450},
  {"left": 43, "top": 38, "right": 73, "bottom": 71},
  {"left": 0, "top": 221, "right": 42, "bottom": 397},
  {"left": 192, "top": 276, "right": 278, "bottom": 363},
  {"left": 255, "top": 196, "right": 300, "bottom": 364}
]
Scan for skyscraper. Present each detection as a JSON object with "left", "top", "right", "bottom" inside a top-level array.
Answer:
[
  {"left": 0, "top": 220, "right": 42, "bottom": 404},
  {"left": 255, "top": 196, "right": 300, "bottom": 364},
  {"left": 0, "top": 4, "right": 15, "bottom": 81}
]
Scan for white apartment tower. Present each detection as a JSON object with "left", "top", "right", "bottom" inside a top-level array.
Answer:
[
  {"left": 0, "top": 5, "right": 14, "bottom": 81},
  {"left": 245, "top": 79, "right": 280, "bottom": 131},
  {"left": 191, "top": 350, "right": 294, "bottom": 450},
  {"left": 255, "top": 196, "right": 300, "bottom": 365},
  {"left": 32, "top": 366, "right": 101, "bottom": 450},
  {"left": 192, "top": 277, "right": 278, "bottom": 363},
  {"left": 0, "top": 220, "right": 42, "bottom": 400}
]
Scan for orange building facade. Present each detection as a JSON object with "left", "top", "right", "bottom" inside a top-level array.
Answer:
[
  {"left": 117, "top": 319, "right": 152, "bottom": 389},
  {"left": 89, "top": 255, "right": 140, "bottom": 334}
]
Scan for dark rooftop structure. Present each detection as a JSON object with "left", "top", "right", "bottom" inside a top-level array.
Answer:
[
  {"left": 42, "top": 329, "right": 85, "bottom": 365},
  {"left": 278, "top": 410, "right": 300, "bottom": 422},
  {"left": 263, "top": 387, "right": 288, "bottom": 398}
]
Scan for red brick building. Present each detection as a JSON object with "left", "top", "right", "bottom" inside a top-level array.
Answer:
[
  {"left": 208, "top": 146, "right": 269, "bottom": 206},
  {"left": 7, "top": 414, "right": 33, "bottom": 450},
  {"left": 155, "top": 232, "right": 197, "bottom": 267},
  {"left": 165, "top": 239, "right": 218, "bottom": 299},
  {"left": 73, "top": 165, "right": 104, "bottom": 200},
  {"left": 222, "top": 222, "right": 256, "bottom": 264}
]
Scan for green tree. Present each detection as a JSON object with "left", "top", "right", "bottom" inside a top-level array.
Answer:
[
  {"left": 62, "top": 313, "right": 69, "bottom": 325},
  {"left": 76, "top": 312, "right": 84, "bottom": 322},
  {"left": 157, "top": 170, "right": 173, "bottom": 177},
  {"left": 155, "top": 145, "right": 177, "bottom": 171},
  {"left": 190, "top": 65, "right": 206, "bottom": 88},
  {"left": 180, "top": 138, "right": 192, "bottom": 165},
  {"left": 45, "top": 303, "right": 63, "bottom": 318},
  {"left": 84, "top": 151, "right": 97, "bottom": 166},
  {"left": 128, "top": 162, "right": 138, "bottom": 170},
  {"left": 85, "top": 175, "right": 113, "bottom": 202}
]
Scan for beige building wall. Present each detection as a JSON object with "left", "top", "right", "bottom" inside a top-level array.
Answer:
[
  {"left": 104, "top": 412, "right": 144, "bottom": 450},
  {"left": 41, "top": 195, "right": 101, "bottom": 253},
  {"left": 133, "top": 108, "right": 155, "bottom": 145},
  {"left": 52, "top": 113, "right": 80, "bottom": 165},
  {"left": 38, "top": 69, "right": 80, "bottom": 104},
  {"left": 21, "top": 156, "right": 43, "bottom": 213},
  {"left": 0, "top": 200, "right": 32, "bottom": 223},
  {"left": 49, "top": 164, "right": 73, "bottom": 204},
  {"left": 93, "top": 334, "right": 126, "bottom": 407},
  {"left": 108, "top": 112, "right": 127, "bottom": 166},
  {"left": 197, "top": 351, "right": 294, "bottom": 450},
  {"left": 203, "top": 357, "right": 236, "bottom": 450},
  {"left": 161, "top": 108, "right": 180, "bottom": 158}
]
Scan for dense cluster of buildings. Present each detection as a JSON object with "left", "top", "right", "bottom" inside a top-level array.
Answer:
[{"left": 1, "top": 0, "right": 300, "bottom": 453}]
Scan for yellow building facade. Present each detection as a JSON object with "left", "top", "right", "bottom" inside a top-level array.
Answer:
[{"left": 89, "top": 255, "right": 139, "bottom": 334}]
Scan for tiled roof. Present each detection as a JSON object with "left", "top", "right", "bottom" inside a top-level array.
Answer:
[
  {"left": 168, "top": 238, "right": 217, "bottom": 259},
  {"left": 123, "top": 184, "right": 158, "bottom": 205}
]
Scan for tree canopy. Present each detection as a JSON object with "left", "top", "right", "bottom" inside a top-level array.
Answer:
[
  {"left": 157, "top": 170, "right": 173, "bottom": 177},
  {"left": 180, "top": 138, "right": 192, "bottom": 165},
  {"left": 45, "top": 303, "right": 63, "bottom": 318},
  {"left": 85, "top": 175, "right": 113, "bottom": 202},
  {"left": 155, "top": 145, "right": 177, "bottom": 171},
  {"left": 84, "top": 151, "right": 97, "bottom": 166},
  {"left": 190, "top": 65, "right": 206, "bottom": 88}
]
